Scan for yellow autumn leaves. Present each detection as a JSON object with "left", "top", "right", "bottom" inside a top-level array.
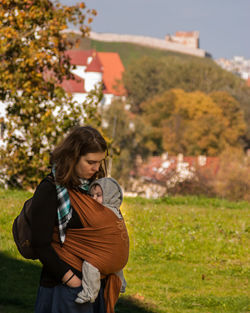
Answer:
[{"left": 142, "top": 89, "right": 246, "bottom": 156}]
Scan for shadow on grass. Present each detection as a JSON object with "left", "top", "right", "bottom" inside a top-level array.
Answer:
[
  {"left": 0, "top": 252, "right": 157, "bottom": 313},
  {"left": 116, "top": 296, "right": 158, "bottom": 313},
  {"left": 0, "top": 252, "right": 40, "bottom": 312}
]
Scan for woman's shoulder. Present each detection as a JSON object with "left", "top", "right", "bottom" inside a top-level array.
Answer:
[
  {"left": 35, "top": 174, "right": 56, "bottom": 195},
  {"left": 30, "top": 174, "right": 58, "bottom": 213}
]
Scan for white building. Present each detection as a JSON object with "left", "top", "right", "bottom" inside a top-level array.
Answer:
[
  {"left": 0, "top": 50, "right": 126, "bottom": 145},
  {"left": 61, "top": 50, "right": 126, "bottom": 107},
  {"left": 215, "top": 56, "right": 250, "bottom": 80}
]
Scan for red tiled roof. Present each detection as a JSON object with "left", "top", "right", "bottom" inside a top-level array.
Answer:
[
  {"left": 175, "top": 31, "right": 197, "bottom": 37},
  {"left": 97, "top": 52, "right": 126, "bottom": 96},
  {"left": 60, "top": 73, "right": 86, "bottom": 93},
  {"left": 85, "top": 53, "right": 103, "bottom": 73},
  {"left": 61, "top": 50, "right": 126, "bottom": 96},
  {"left": 135, "top": 155, "right": 219, "bottom": 183},
  {"left": 65, "top": 50, "right": 94, "bottom": 66}
]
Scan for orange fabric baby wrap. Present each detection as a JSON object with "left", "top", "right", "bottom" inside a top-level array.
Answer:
[{"left": 51, "top": 189, "right": 129, "bottom": 313}]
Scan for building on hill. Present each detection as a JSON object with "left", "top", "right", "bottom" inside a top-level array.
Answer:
[
  {"left": 61, "top": 49, "right": 126, "bottom": 107},
  {"left": 165, "top": 31, "right": 200, "bottom": 49}
]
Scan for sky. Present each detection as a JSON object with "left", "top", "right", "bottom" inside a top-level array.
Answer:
[{"left": 61, "top": 0, "right": 250, "bottom": 60}]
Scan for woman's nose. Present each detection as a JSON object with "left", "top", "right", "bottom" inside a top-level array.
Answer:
[{"left": 92, "top": 163, "right": 100, "bottom": 172}]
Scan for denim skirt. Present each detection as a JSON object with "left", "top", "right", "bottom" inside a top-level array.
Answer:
[{"left": 35, "top": 281, "right": 106, "bottom": 313}]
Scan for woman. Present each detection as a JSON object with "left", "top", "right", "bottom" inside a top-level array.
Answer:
[{"left": 31, "top": 125, "right": 108, "bottom": 313}]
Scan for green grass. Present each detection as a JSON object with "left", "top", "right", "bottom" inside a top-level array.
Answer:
[
  {"left": 121, "top": 197, "right": 249, "bottom": 313},
  {"left": 90, "top": 40, "right": 208, "bottom": 68},
  {"left": 0, "top": 189, "right": 249, "bottom": 313}
]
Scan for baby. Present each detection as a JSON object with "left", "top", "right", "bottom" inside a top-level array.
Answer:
[{"left": 75, "top": 177, "right": 127, "bottom": 304}]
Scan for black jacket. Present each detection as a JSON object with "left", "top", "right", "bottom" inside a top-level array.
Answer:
[{"left": 31, "top": 176, "right": 83, "bottom": 287}]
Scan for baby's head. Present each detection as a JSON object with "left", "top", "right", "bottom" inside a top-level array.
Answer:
[
  {"left": 89, "top": 177, "right": 123, "bottom": 209},
  {"left": 90, "top": 184, "right": 103, "bottom": 203}
]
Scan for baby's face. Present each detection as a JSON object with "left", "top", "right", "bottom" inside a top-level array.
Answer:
[{"left": 90, "top": 184, "right": 103, "bottom": 204}]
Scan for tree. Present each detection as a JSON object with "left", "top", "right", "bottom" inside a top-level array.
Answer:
[
  {"left": 0, "top": 0, "right": 99, "bottom": 188},
  {"left": 214, "top": 147, "right": 250, "bottom": 201},
  {"left": 140, "top": 89, "right": 176, "bottom": 154},
  {"left": 163, "top": 58, "right": 250, "bottom": 146},
  {"left": 231, "top": 84, "right": 250, "bottom": 148},
  {"left": 122, "top": 55, "right": 250, "bottom": 148},
  {"left": 102, "top": 99, "right": 151, "bottom": 188},
  {"left": 141, "top": 89, "right": 246, "bottom": 156},
  {"left": 210, "top": 91, "right": 247, "bottom": 148},
  {"left": 122, "top": 56, "right": 167, "bottom": 113},
  {"left": 161, "top": 57, "right": 240, "bottom": 93}
]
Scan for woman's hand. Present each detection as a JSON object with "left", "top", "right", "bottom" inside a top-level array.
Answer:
[{"left": 62, "top": 270, "right": 82, "bottom": 288}]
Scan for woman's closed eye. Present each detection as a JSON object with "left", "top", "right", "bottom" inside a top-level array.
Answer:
[{"left": 87, "top": 161, "right": 98, "bottom": 165}]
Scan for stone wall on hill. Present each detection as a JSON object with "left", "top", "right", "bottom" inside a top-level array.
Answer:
[{"left": 89, "top": 31, "right": 208, "bottom": 58}]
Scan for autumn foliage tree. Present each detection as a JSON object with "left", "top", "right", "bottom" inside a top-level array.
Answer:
[
  {"left": 0, "top": 0, "right": 99, "bottom": 188},
  {"left": 141, "top": 89, "right": 246, "bottom": 156},
  {"left": 123, "top": 55, "right": 250, "bottom": 146},
  {"left": 210, "top": 91, "right": 246, "bottom": 148},
  {"left": 214, "top": 147, "right": 250, "bottom": 201}
]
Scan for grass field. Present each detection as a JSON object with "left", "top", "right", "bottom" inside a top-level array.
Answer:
[{"left": 0, "top": 188, "right": 249, "bottom": 313}]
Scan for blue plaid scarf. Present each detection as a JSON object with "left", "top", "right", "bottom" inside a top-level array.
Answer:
[{"left": 52, "top": 166, "right": 89, "bottom": 244}]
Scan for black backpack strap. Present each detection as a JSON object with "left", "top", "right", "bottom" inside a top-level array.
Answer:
[{"left": 44, "top": 173, "right": 55, "bottom": 185}]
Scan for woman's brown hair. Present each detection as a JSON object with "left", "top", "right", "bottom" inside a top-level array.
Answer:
[{"left": 51, "top": 126, "right": 107, "bottom": 188}]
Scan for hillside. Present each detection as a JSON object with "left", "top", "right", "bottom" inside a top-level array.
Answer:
[
  {"left": 66, "top": 32, "right": 250, "bottom": 144},
  {"left": 66, "top": 33, "right": 215, "bottom": 69}
]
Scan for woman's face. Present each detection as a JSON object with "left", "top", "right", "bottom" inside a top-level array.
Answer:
[{"left": 75, "top": 152, "right": 106, "bottom": 179}]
